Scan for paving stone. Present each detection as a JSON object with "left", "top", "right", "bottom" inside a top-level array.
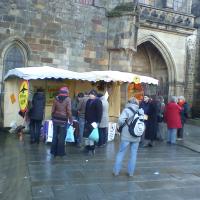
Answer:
[{"left": 1, "top": 124, "right": 200, "bottom": 200}]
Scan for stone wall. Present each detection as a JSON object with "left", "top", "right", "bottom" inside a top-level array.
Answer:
[
  {"left": 191, "top": 1, "right": 200, "bottom": 117},
  {"left": 0, "top": 0, "right": 109, "bottom": 73}
]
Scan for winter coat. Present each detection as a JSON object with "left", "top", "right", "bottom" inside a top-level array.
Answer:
[
  {"left": 118, "top": 102, "right": 140, "bottom": 143},
  {"left": 29, "top": 92, "right": 45, "bottom": 121},
  {"left": 51, "top": 96, "right": 72, "bottom": 125},
  {"left": 164, "top": 102, "right": 182, "bottom": 129},
  {"left": 179, "top": 102, "right": 190, "bottom": 124},
  {"left": 77, "top": 96, "right": 89, "bottom": 119},
  {"left": 83, "top": 98, "right": 103, "bottom": 138},
  {"left": 98, "top": 96, "right": 109, "bottom": 128},
  {"left": 145, "top": 100, "right": 159, "bottom": 140},
  {"left": 139, "top": 101, "right": 150, "bottom": 115}
]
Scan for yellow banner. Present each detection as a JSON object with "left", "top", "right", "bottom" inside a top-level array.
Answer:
[{"left": 18, "top": 80, "right": 29, "bottom": 111}]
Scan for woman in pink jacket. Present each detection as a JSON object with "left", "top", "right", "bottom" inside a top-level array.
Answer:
[{"left": 164, "top": 96, "right": 182, "bottom": 144}]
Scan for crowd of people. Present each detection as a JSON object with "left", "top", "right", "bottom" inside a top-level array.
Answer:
[
  {"left": 139, "top": 95, "right": 190, "bottom": 147},
  {"left": 16, "top": 86, "right": 190, "bottom": 177},
  {"left": 25, "top": 87, "right": 109, "bottom": 157},
  {"left": 113, "top": 94, "right": 190, "bottom": 177}
]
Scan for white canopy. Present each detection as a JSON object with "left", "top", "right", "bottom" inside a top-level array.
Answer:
[{"left": 4, "top": 66, "right": 158, "bottom": 85}]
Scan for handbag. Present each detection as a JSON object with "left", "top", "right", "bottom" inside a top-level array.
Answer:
[
  {"left": 89, "top": 128, "right": 99, "bottom": 142},
  {"left": 65, "top": 125, "right": 75, "bottom": 142}
]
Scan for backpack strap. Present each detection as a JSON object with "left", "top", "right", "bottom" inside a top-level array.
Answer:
[
  {"left": 118, "top": 107, "right": 136, "bottom": 130},
  {"left": 124, "top": 107, "right": 137, "bottom": 126},
  {"left": 127, "top": 107, "right": 136, "bottom": 115}
]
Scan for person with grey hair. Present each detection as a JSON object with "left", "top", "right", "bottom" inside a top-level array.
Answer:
[
  {"left": 177, "top": 96, "right": 190, "bottom": 140},
  {"left": 113, "top": 97, "right": 144, "bottom": 177},
  {"left": 164, "top": 96, "right": 182, "bottom": 144}
]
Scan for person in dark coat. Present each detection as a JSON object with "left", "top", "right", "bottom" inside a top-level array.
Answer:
[
  {"left": 77, "top": 92, "right": 89, "bottom": 147},
  {"left": 83, "top": 89, "right": 103, "bottom": 155},
  {"left": 139, "top": 95, "right": 150, "bottom": 146},
  {"left": 177, "top": 96, "right": 190, "bottom": 140},
  {"left": 51, "top": 86, "right": 72, "bottom": 157},
  {"left": 144, "top": 96, "right": 159, "bottom": 147},
  {"left": 156, "top": 96, "right": 166, "bottom": 141},
  {"left": 29, "top": 88, "right": 45, "bottom": 144}
]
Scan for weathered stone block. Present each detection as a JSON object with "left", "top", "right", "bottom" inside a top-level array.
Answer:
[
  {"left": 3, "top": 15, "right": 15, "bottom": 22},
  {"left": 41, "top": 57, "right": 53, "bottom": 63},
  {"left": 30, "top": 44, "right": 45, "bottom": 51},
  {"left": 46, "top": 45, "right": 56, "bottom": 53},
  {"left": 40, "top": 39, "right": 51, "bottom": 45}
]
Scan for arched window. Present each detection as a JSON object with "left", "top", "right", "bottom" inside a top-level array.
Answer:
[
  {"left": 173, "top": 0, "right": 183, "bottom": 11},
  {"left": 3, "top": 44, "right": 26, "bottom": 75},
  {"left": 139, "top": 0, "right": 155, "bottom": 7}
]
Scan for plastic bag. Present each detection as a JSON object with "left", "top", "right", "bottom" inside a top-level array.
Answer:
[
  {"left": 65, "top": 125, "right": 75, "bottom": 142},
  {"left": 89, "top": 128, "right": 99, "bottom": 142}
]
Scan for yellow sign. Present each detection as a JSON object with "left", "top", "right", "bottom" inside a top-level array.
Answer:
[
  {"left": 18, "top": 80, "right": 29, "bottom": 112},
  {"left": 133, "top": 76, "right": 141, "bottom": 84}
]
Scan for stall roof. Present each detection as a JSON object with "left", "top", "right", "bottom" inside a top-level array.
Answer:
[{"left": 4, "top": 66, "right": 158, "bottom": 85}]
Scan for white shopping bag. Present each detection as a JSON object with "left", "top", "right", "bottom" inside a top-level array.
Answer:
[
  {"left": 108, "top": 122, "right": 117, "bottom": 142},
  {"left": 44, "top": 120, "right": 53, "bottom": 143}
]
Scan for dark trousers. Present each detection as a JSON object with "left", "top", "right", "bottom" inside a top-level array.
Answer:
[
  {"left": 177, "top": 123, "right": 184, "bottom": 138},
  {"left": 98, "top": 127, "right": 108, "bottom": 146},
  {"left": 30, "top": 119, "right": 42, "bottom": 143},
  {"left": 51, "top": 123, "right": 66, "bottom": 157}
]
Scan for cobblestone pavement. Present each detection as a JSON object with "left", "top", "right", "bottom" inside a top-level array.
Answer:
[{"left": 0, "top": 126, "right": 200, "bottom": 200}]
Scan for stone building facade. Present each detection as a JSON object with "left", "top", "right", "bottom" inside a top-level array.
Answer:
[
  {"left": 0, "top": 0, "right": 199, "bottom": 122},
  {"left": 191, "top": 0, "right": 200, "bottom": 117}
]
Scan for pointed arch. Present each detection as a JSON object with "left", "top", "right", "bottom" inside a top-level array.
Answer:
[
  {"left": 138, "top": 34, "right": 176, "bottom": 95},
  {"left": 0, "top": 37, "right": 30, "bottom": 76}
]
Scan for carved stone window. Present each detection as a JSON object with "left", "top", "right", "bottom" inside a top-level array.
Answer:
[
  {"left": 3, "top": 44, "right": 26, "bottom": 75},
  {"left": 139, "top": 0, "right": 156, "bottom": 7},
  {"left": 173, "top": 0, "right": 183, "bottom": 11}
]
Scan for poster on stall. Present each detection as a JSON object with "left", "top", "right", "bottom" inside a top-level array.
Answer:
[
  {"left": 46, "top": 85, "right": 61, "bottom": 105},
  {"left": 18, "top": 80, "right": 29, "bottom": 112}
]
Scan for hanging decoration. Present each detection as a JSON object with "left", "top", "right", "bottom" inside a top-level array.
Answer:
[{"left": 128, "top": 82, "right": 144, "bottom": 101}]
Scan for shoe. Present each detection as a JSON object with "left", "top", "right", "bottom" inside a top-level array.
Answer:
[
  {"left": 91, "top": 149, "right": 95, "bottom": 156},
  {"left": 127, "top": 173, "right": 133, "bottom": 177},
  {"left": 112, "top": 172, "right": 119, "bottom": 176},
  {"left": 177, "top": 138, "right": 183, "bottom": 141}
]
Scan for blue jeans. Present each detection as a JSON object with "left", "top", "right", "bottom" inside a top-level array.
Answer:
[
  {"left": 78, "top": 117, "right": 85, "bottom": 144},
  {"left": 167, "top": 128, "right": 177, "bottom": 144},
  {"left": 113, "top": 141, "right": 139, "bottom": 176}
]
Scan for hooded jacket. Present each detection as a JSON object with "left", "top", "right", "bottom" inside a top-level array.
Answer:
[
  {"left": 118, "top": 101, "right": 140, "bottom": 143},
  {"left": 51, "top": 96, "right": 72, "bottom": 125},
  {"left": 29, "top": 92, "right": 45, "bottom": 121}
]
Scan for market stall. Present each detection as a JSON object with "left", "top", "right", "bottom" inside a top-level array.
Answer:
[{"left": 4, "top": 66, "right": 158, "bottom": 127}]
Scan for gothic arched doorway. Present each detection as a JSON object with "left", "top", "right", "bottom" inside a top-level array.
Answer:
[{"left": 132, "top": 41, "right": 169, "bottom": 100}]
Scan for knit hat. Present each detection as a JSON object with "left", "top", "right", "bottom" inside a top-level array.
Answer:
[
  {"left": 88, "top": 89, "right": 97, "bottom": 96},
  {"left": 58, "top": 86, "right": 69, "bottom": 97}
]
